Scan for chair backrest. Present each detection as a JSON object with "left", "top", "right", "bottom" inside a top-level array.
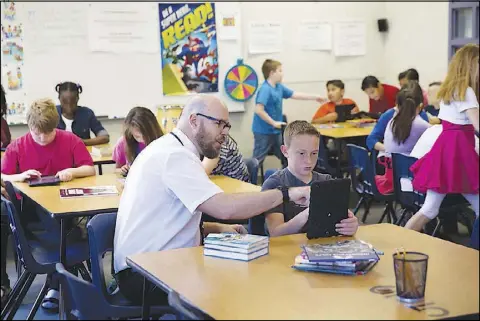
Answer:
[
  {"left": 56, "top": 263, "right": 107, "bottom": 320},
  {"left": 346, "top": 144, "right": 376, "bottom": 196},
  {"left": 244, "top": 157, "right": 259, "bottom": 185},
  {"left": 2, "top": 196, "right": 42, "bottom": 273},
  {"left": 391, "top": 153, "right": 417, "bottom": 209},
  {"left": 391, "top": 153, "right": 425, "bottom": 208},
  {"left": 168, "top": 290, "right": 210, "bottom": 320},
  {"left": 86, "top": 212, "right": 117, "bottom": 300},
  {"left": 4, "top": 181, "right": 21, "bottom": 216}
]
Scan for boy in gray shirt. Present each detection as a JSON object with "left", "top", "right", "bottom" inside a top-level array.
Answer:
[{"left": 262, "top": 121, "right": 359, "bottom": 237}]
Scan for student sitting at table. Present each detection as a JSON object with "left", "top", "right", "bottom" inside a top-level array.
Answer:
[
  {"left": 262, "top": 120, "right": 359, "bottom": 237},
  {"left": 112, "top": 106, "right": 164, "bottom": 176},
  {"left": 361, "top": 75, "right": 399, "bottom": 115},
  {"left": 366, "top": 104, "right": 429, "bottom": 153},
  {"left": 202, "top": 134, "right": 250, "bottom": 182},
  {"left": 311, "top": 80, "right": 359, "bottom": 124},
  {"left": 1, "top": 85, "right": 11, "bottom": 149},
  {"left": 424, "top": 82, "right": 442, "bottom": 124},
  {"left": 400, "top": 68, "right": 429, "bottom": 106},
  {"left": 375, "top": 81, "right": 430, "bottom": 195},
  {"left": 0, "top": 98, "right": 95, "bottom": 312},
  {"left": 55, "top": 81, "right": 110, "bottom": 146}
]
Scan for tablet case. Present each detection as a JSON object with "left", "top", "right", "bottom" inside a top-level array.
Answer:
[
  {"left": 334, "top": 104, "right": 356, "bottom": 122},
  {"left": 28, "top": 175, "right": 61, "bottom": 187},
  {"left": 306, "top": 178, "right": 351, "bottom": 239}
]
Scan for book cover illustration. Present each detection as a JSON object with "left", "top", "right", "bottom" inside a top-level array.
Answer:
[
  {"left": 302, "top": 240, "right": 379, "bottom": 262},
  {"left": 60, "top": 186, "right": 119, "bottom": 198}
]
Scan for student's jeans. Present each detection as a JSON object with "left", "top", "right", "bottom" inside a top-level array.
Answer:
[{"left": 253, "top": 133, "right": 287, "bottom": 168}]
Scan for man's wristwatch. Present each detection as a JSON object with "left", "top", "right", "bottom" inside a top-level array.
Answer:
[{"left": 277, "top": 186, "right": 290, "bottom": 204}]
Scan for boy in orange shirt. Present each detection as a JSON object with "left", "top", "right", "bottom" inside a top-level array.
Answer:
[{"left": 312, "top": 80, "right": 359, "bottom": 124}]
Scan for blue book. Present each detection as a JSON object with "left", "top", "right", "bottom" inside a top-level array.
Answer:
[{"left": 302, "top": 240, "right": 379, "bottom": 262}]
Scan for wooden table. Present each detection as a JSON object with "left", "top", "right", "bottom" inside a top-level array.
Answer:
[
  {"left": 127, "top": 224, "right": 479, "bottom": 320},
  {"left": 87, "top": 144, "right": 115, "bottom": 175}
]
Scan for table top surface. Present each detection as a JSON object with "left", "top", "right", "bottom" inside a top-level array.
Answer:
[
  {"left": 13, "top": 174, "right": 260, "bottom": 216},
  {"left": 314, "top": 120, "right": 375, "bottom": 139},
  {"left": 127, "top": 224, "right": 479, "bottom": 320},
  {"left": 86, "top": 144, "right": 115, "bottom": 164}
]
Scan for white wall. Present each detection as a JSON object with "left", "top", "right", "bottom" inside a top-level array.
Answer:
[
  {"left": 8, "top": 1, "right": 451, "bottom": 171},
  {"left": 383, "top": 2, "right": 449, "bottom": 89}
]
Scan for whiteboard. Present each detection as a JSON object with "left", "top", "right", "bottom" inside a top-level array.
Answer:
[{"left": 10, "top": 1, "right": 244, "bottom": 120}]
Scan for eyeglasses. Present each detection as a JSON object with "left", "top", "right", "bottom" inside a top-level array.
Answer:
[{"left": 196, "top": 113, "right": 232, "bottom": 130}]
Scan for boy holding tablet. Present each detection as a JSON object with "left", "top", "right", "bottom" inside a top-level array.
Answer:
[{"left": 262, "top": 121, "right": 359, "bottom": 237}]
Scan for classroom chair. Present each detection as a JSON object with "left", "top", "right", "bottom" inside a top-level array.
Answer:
[
  {"left": 391, "top": 153, "right": 475, "bottom": 238},
  {"left": 0, "top": 197, "right": 90, "bottom": 320},
  {"left": 471, "top": 218, "right": 479, "bottom": 250},
  {"left": 247, "top": 168, "right": 278, "bottom": 236},
  {"left": 86, "top": 213, "right": 174, "bottom": 319},
  {"left": 168, "top": 290, "right": 212, "bottom": 320},
  {"left": 244, "top": 157, "right": 259, "bottom": 185},
  {"left": 315, "top": 136, "right": 342, "bottom": 178},
  {"left": 346, "top": 144, "right": 397, "bottom": 224}
]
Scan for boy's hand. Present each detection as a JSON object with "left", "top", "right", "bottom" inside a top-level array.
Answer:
[
  {"left": 335, "top": 210, "right": 359, "bottom": 236},
  {"left": 56, "top": 169, "right": 74, "bottom": 182},
  {"left": 316, "top": 97, "right": 328, "bottom": 104},
  {"left": 273, "top": 121, "right": 287, "bottom": 129},
  {"left": 19, "top": 169, "right": 42, "bottom": 182}
]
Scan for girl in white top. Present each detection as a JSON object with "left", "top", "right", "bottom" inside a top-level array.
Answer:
[{"left": 406, "top": 44, "right": 479, "bottom": 232}]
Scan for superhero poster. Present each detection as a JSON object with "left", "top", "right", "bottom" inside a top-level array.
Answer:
[{"left": 159, "top": 3, "right": 219, "bottom": 96}]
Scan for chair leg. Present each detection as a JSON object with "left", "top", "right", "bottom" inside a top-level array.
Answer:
[
  {"left": 388, "top": 202, "right": 397, "bottom": 224},
  {"left": 26, "top": 277, "right": 49, "bottom": 320},
  {"left": 431, "top": 218, "right": 442, "bottom": 237},
  {"left": 0, "top": 270, "right": 30, "bottom": 319},
  {"left": 353, "top": 196, "right": 365, "bottom": 215},
  {"left": 394, "top": 208, "right": 408, "bottom": 226},
  {"left": 5, "top": 273, "right": 36, "bottom": 320},
  {"left": 378, "top": 205, "right": 389, "bottom": 224},
  {"left": 77, "top": 263, "right": 92, "bottom": 282},
  {"left": 362, "top": 199, "right": 374, "bottom": 224}
]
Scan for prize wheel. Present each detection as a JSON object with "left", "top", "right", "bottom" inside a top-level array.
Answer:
[{"left": 224, "top": 59, "right": 259, "bottom": 102}]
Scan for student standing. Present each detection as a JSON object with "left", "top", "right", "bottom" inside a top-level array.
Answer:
[
  {"left": 405, "top": 44, "right": 479, "bottom": 232},
  {"left": 253, "top": 59, "right": 326, "bottom": 167}
]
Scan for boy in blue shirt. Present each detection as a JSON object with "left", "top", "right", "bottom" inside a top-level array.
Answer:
[{"left": 253, "top": 59, "right": 326, "bottom": 167}]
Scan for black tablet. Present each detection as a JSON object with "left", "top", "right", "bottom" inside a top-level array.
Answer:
[
  {"left": 306, "top": 178, "right": 351, "bottom": 239},
  {"left": 335, "top": 104, "right": 356, "bottom": 122},
  {"left": 28, "top": 175, "right": 61, "bottom": 187}
]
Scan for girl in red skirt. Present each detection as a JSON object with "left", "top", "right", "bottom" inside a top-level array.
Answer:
[{"left": 405, "top": 44, "right": 479, "bottom": 232}]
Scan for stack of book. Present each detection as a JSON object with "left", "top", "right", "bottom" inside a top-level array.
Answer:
[
  {"left": 203, "top": 233, "right": 269, "bottom": 262},
  {"left": 292, "top": 240, "right": 380, "bottom": 275}
]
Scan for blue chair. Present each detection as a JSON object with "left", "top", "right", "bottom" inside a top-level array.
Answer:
[
  {"left": 391, "top": 153, "right": 424, "bottom": 226},
  {"left": 471, "top": 218, "right": 479, "bottom": 250},
  {"left": 168, "top": 290, "right": 212, "bottom": 320},
  {"left": 244, "top": 157, "right": 259, "bottom": 185},
  {"left": 316, "top": 136, "right": 345, "bottom": 178},
  {"left": 0, "top": 196, "right": 89, "bottom": 320},
  {"left": 86, "top": 213, "right": 173, "bottom": 319},
  {"left": 346, "top": 144, "right": 396, "bottom": 224},
  {"left": 55, "top": 263, "right": 107, "bottom": 320}
]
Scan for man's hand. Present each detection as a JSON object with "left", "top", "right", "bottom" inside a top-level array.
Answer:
[
  {"left": 56, "top": 169, "right": 74, "bottom": 182},
  {"left": 219, "top": 224, "right": 248, "bottom": 234},
  {"left": 19, "top": 169, "right": 42, "bottom": 182},
  {"left": 335, "top": 210, "right": 359, "bottom": 236},
  {"left": 273, "top": 121, "right": 287, "bottom": 129},
  {"left": 288, "top": 186, "right": 310, "bottom": 207},
  {"left": 1, "top": 179, "right": 9, "bottom": 200}
]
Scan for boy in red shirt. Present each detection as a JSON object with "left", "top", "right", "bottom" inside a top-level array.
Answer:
[
  {"left": 361, "top": 76, "right": 399, "bottom": 114},
  {"left": 1, "top": 98, "right": 95, "bottom": 181},
  {"left": 312, "top": 80, "right": 359, "bottom": 124},
  {"left": 1, "top": 98, "right": 95, "bottom": 312}
]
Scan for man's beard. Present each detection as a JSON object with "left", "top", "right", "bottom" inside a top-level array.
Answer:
[{"left": 196, "top": 124, "right": 222, "bottom": 159}]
